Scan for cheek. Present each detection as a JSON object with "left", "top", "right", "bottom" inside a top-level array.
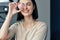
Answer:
[{"left": 28, "top": 6, "right": 34, "bottom": 12}]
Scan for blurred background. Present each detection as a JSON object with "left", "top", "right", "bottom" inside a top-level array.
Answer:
[
  {"left": 0, "top": 0, "right": 50, "bottom": 40},
  {"left": 51, "top": 0, "right": 60, "bottom": 40}
]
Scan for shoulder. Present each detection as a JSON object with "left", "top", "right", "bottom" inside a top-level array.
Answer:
[
  {"left": 37, "top": 20, "right": 47, "bottom": 26},
  {"left": 10, "top": 20, "right": 23, "bottom": 26},
  {"left": 9, "top": 20, "right": 23, "bottom": 29},
  {"left": 36, "top": 20, "right": 47, "bottom": 30}
]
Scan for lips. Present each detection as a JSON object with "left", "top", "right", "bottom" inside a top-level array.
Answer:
[{"left": 23, "top": 10, "right": 29, "bottom": 13}]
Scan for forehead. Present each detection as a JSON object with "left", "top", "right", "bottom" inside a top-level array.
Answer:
[{"left": 19, "top": 0, "right": 32, "bottom": 3}]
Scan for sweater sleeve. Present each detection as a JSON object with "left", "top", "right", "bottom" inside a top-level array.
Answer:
[
  {"left": 32, "top": 22, "right": 48, "bottom": 40},
  {"left": 8, "top": 23, "right": 18, "bottom": 40}
]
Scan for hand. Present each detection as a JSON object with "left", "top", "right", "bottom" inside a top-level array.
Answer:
[{"left": 8, "top": 2, "right": 21, "bottom": 16}]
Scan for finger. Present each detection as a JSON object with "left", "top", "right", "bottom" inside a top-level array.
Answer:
[
  {"left": 13, "top": 3, "right": 18, "bottom": 7},
  {"left": 9, "top": 2, "right": 17, "bottom": 5},
  {"left": 13, "top": 2, "right": 17, "bottom": 5},
  {"left": 9, "top": 2, "right": 17, "bottom": 6},
  {"left": 9, "top": 2, "right": 18, "bottom": 9}
]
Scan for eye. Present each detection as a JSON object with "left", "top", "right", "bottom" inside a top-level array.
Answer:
[
  {"left": 27, "top": 2, "right": 31, "bottom": 6},
  {"left": 22, "top": 3, "right": 25, "bottom": 6}
]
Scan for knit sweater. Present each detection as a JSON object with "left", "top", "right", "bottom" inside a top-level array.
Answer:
[{"left": 9, "top": 20, "right": 48, "bottom": 40}]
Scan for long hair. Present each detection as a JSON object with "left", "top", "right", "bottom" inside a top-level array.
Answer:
[{"left": 17, "top": 0, "right": 38, "bottom": 21}]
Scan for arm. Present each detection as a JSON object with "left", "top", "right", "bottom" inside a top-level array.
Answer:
[
  {"left": 0, "top": 33, "right": 10, "bottom": 40},
  {"left": 0, "top": 13, "right": 13, "bottom": 39},
  {"left": 0, "top": 2, "right": 21, "bottom": 39},
  {"left": 32, "top": 23, "right": 48, "bottom": 40},
  {"left": 0, "top": 22, "right": 18, "bottom": 40}
]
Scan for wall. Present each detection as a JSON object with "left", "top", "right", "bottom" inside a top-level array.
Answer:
[{"left": 35, "top": 0, "right": 50, "bottom": 40}]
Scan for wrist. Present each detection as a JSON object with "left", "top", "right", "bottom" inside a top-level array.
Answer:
[
  {"left": 6, "top": 13, "right": 13, "bottom": 19},
  {"left": 7, "top": 12, "right": 13, "bottom": 17}
]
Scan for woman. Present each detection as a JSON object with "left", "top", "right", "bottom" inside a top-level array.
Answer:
[{"left": 0, "top": 0, "right": 48, "bottom": 40}]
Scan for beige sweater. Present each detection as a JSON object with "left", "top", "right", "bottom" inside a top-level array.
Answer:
[{"left": 9, "top": 20, "right": 48, "bottom": 40}]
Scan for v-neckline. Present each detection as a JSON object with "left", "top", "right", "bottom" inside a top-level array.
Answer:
[{"left": 21, "top": 20, "right": 39, "bottom": 31}]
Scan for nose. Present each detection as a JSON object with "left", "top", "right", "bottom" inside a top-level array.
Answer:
[{"left": 24, "top": 4, "right": 27, "bottom": 10}]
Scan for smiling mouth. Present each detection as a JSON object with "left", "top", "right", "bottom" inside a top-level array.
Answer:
[{"left": 23, "top": 10, "right": 29, "bottom": 13}]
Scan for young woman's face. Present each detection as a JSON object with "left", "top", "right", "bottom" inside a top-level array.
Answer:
[{"left": 18, "top": 0, "right": 34, "bottom": 17}]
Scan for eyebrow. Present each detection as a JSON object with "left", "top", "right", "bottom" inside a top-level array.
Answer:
[{"left": 27, "top": 2, "right": 31, "bottom": 3}]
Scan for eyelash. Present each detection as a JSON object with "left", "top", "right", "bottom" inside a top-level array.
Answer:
[
  {"left": 27, "top": 3, "right": 31, "bottom": 6},
  {"left": 21, "top": 3, "right": 31, "bottom": 6}
]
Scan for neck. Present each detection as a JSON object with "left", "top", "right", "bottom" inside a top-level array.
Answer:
[{"left": 23, "top": 15, "right": 35, "bottom": 23}]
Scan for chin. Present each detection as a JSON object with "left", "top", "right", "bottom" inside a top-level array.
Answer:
[{"left": 22, "top": 13, "right": 32, "bottom": 17}]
